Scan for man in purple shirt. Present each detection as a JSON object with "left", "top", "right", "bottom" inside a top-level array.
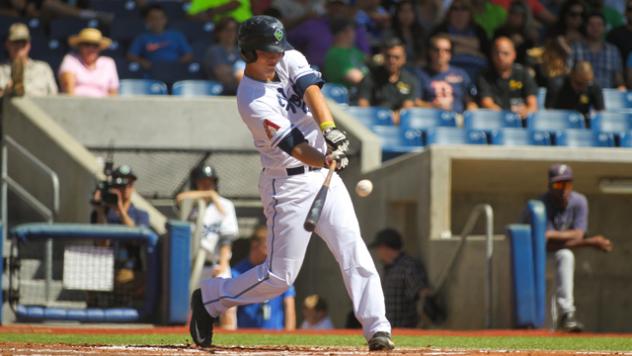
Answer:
[
  {"left": 287, "top": 0, "right": 369, "bottom": 69},
  {"left": 537, "top": 164, "right": 612, "bottom": 332}
]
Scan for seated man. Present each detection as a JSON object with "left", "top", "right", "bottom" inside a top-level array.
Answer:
[
  {"left": 545, "top": 61, "right": 604, "bottom": 127},
  {"left": 526, "top": 164, "right": 613, "bottom": 332},
  {"left": 357, "top": 37, "right": 419, "bottom": 124},
  {"left": 477, "top": 36, "right": 537, "bottom": 123},
  {"left": 232, "top": 225, "right": 296, "bottom": 330}
]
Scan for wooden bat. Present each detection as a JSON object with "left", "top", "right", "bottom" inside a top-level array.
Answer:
[{"left": 303, "top": 160, "right": 336, "bottom": 232}]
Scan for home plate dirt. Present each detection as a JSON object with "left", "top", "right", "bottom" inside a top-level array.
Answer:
[{"left": 1, "top": 344, "right": 631, "bottom": 356}]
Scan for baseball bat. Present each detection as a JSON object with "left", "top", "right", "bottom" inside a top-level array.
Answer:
[{"left": 303, "top": 160, "right": 336, "bottom": 232}]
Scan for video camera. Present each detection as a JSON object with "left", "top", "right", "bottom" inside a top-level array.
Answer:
[{"left": 92, "top": 155, "right": 131, "bottom": 207}]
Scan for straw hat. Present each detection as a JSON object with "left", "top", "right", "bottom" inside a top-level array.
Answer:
[{"left": 68, "top": 28, "right": 112, "bottom": 50}]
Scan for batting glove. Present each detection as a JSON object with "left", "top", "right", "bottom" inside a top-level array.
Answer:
[
  {"left": 323, "top": 127, "right": 350, "bottom": 155},
  {"left": 325, "top": 149, "right": 349, "bottom": 172}
]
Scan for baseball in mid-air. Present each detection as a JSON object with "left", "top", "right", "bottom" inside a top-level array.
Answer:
[{"left": 355, "top": 179, "right": 373, "bottom": 198}]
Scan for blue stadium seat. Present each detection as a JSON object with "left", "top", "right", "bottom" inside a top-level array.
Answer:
[
  {"left": 602, "top": 88, "right": 625, "bottom": 110},
  {"left": 537, "top": 87, "right": 546, "bottom": 109},
  {"left": 110, "top": 17, "right": 147, "bottom": 49},
  {"left": 370, "top": 125, "right": 419, "bottom": 160},
  {"left": 426, "top": 127, "right": 487, "bottom": 145},
  {"left": 621, "top": 131, "right": 632, "bottom": 147},
  {"left": 160, "top": 0, "right": 188, "bottom": 20},
  {"left": 592, "top": 112, "right": 632, "bottom": 146},
  {"left": 29, "top": 35, "right": 67, "bottom": 72},
  {"left": 463, "top": 110, "right": 521, "bottom": 143},
  {"left": 90, "top": 0, "right": 139, "bottom": 18},
  {"left": 344, "top": 106, "right": 393, "bottom": 127},
  {"left": 527, "top": 110, "right": 584, "bottom": 142},
  {"left": 626, "top": 92, "right": 632, "bottom": 108},
  {"left": 321, "top": 83, "right": 349, "bottom": 105},
  {"left": 191, "top": 40, "right": 210, "bottom": 63},
  {"left": 555, "top": 129, "right": 612, "bottom": 147},
  {"left": 169, "top": 20, "right": 214, "bottom": 43},
  {"left": 149, "top": 61, "right": 204, "bottom": 86},
  {"left": 115, "top": 57, "right": 148, "bottom": 79},
  {"left": 400, "top": 108, "right": 457, "bottom": 146},
  {"left": 172, "top": 80, "right": 223, "bottom": 96},
  {"left": 49, "top": 17, "right": 100, "bottom": 41},
  {"left": 119, "top": 79, "right": 168, "bottom": 95},
  {"left": 491, "top": 128, "right": 551, "bottom": 146}
]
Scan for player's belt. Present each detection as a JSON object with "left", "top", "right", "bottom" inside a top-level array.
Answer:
[{"left": 286, "top": 166, "right": 320, "bottom": 176}]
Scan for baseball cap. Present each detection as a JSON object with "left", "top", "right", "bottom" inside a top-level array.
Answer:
[
  {"left": 369, "top": 228, "right": 403, "bottom": 250},
  {"left": 112, "top": 165, "right": 137, "bottom": 181},
  {"left": 548, "top": 163, "right": 573, "bottom": 183},
  {"left": 8, "top": 23, "right": 30, "bottom": 42}
]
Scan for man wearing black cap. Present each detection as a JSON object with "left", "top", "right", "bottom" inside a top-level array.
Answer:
[
  {"left": 370, "top": 228, "right": 430, "bottom": 328},
  {"left": 91, "top": 165, "right": 149, "bottom": 228},
  {"left": 531, "top": 163, "right": 612, "bottom": 332}
]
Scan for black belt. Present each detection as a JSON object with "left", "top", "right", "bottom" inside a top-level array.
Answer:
[{"left": 286, "top": 166, "right": 320, "bottom": 176}]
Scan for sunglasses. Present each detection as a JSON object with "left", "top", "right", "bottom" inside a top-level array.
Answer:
[
  {"left": 551, "top": 181, "right": 572, "bottom": 190},
  {"left": 568, "top": 10, "right": 583, "bottom": 17},
  {"left": 79, "top": 42, "right": 100, "bottom": 48},
  {"left": 431, "top": 46, "right": 451, "bottom": 53}
]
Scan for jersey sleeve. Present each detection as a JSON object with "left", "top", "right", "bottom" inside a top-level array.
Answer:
[
  {"left": 571, "top": 194, "right": 588, "bottom": 232},
  {"left": 249, "top": 101, "right": 296, "bottom": 150},
  {"left": 218, "top": 199, "right": 239, "bottom": 246},
  {"left": 284, "top": 50, "right": 324, "bottom": 97}
]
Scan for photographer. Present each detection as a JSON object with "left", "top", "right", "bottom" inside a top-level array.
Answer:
[{"left": 91, "top": 165, "right": 149, "bottom": 228}]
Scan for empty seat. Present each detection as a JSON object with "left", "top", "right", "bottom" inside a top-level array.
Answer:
[
  {"left": 426, "top": 127, "right": 486, "bottom": 145},
  {"left": 160, "top": 0, "right": 188, "bottom": 20},
  {"left": 621, "top": 131, "right": 632, "bottom": 147},
  {"left": 50, "top": 17, "right": 100, "bottom": 41},
  {"left": 527, "top": 110, "right": 584, "bottom": 130},
  {"left": 463, "top": 109, "right": 521, "bottom": 134},
  {"left": 399, "top": 108, "right": 457, "bottom": 129},
  {"left": 29, "top": 36, "right": 67, "bottom": 72},
  {"left": 110, "top": 17, "right": 147, "bottom": 49},
  {"left": 119, "top": 79, "right": 168, "bottom": 95},
  {"left": 592, "top": 112, "right": 632, "bottom": 146},
  {"left": 370, "top": 125, "right": 419, "bottom": 160},
  {"left": 169, "top": 20, "right": 214, "bottom": 43},
  {"left": 172, "top": 80, "right": 223, "bottom": 96},
  {"left": 90, "top": 0, "right": 139, "bottom": 18},
  {"left": 115, "top": 57, "right": 148, "bottom": 79},
  {"left": 555, "top": 129, "right": 612, "bottom": 147},
  {"left": 602, "top": 88, "right": 625, "bottom": 110},
  {"left": 149, "top": 61, "right": 204, "bottom": 86},
  {"left": 537, "top": 87, "right": 546, "bottom": 108},
  {"left": 321, "top": 83, "right": 349, "bottom": 105},
  {"left": 491, "top": 128, "right": 551, "bottom": 146},
  {"left": 344, "top": 106, "right": 393, "bottom": 127}
]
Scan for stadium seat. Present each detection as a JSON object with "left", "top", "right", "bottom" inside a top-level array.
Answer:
[
  {"left": 555, "top": 129, "right": 612, "bottom": 147},
  {"left": 29, "top": 36, "right": 67, "bottom": 72},
  {"left": 537, "top": 87, "right": 546, "bottom": 109},
  {"left": 191, "top": 40, "right": 210, "bottom": 63},
  {"left": 592, "top": 112, "right": 632, "bottom": 146},
  {"left": 370, "top": 125, "right": 419, "bottom": 160},
  {"left": 426, "top": 127, "right": 487, "bottom": 145},
  {"left": 90, "top": 0, "right": 139, "bottom": 18},
  {"left": 527, "top": 110, "right": 584, "bottom": 142},
  {"left": 491, "top": 128, "right": 551, "bottom": 146},
  {"left": 169, "top": 20, "right": 214, "bottom": 43},
  {"left": 172, "top": 80, "right": 223, "bottom": 96},
  {"left": 602, "top": 88, "right": 625, "bottom": 110},
  {"left": 400, "top": 108, "right": 458, "bottom": 145},
  {"left": 149, "top": 61, "right": 204, "bottom": 86},
  {"left": 321, "top": 83, "right": 349, "bottom": 105},
  {"left": 110, "top": 17, "right": 147, "bottom": 49},
  {"left": 49, "top": 17, "right": 100, "bottom": 41},
  {"left": 463, "top": 110, "right": 521, "bottom": 143},
  {"left": 344, "top": 106, "right": 393, "bottom": 127},
  {"left": 115, "top": 57, "right": 148, "bottom": 79},
  {"left": 160, "top": 0, "right": 188, "bottom": 20},
  {"left": 119, "top": 79, "right": 168, "bottom": 95},
  {"left": 621, "top": 131, "right": 632, "bottom": 148}
]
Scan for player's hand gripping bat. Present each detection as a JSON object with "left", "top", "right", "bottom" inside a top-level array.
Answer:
[{"left": 303, "top": 160, "right": 337, "bottom": 232}]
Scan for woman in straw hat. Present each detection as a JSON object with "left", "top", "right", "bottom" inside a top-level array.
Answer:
[{"left": 59, "top": 28, "right": 119, "bottom": 97}]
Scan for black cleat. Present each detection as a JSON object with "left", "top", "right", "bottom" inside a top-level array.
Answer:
[
  {"left": 189, "top": 289, "right": 214, "bottom": 347},
  {"left": 368, "top": 331, "right": 395, "bottom": 351},
  {"left": 559, "top": 312, "right": 584, "bottom": 332}
]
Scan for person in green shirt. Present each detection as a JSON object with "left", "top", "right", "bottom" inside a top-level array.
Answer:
[
  {"left": 186, "top": 0, "right": 253, "bottom": 23},
  {"left": 323, "top": 19, "right": 369, "bottom": 88},
  {"left": 472, "top": 0, "right": 507, "bottom": 38}
]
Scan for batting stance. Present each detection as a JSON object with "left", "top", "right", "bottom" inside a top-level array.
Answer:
[{"left": 190, "top": 15, "right": 393, "bottom": 351}]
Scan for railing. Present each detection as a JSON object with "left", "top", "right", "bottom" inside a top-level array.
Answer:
[
  {"left": 434, "top": 204, "right": 494, "bottom": 328},
  {"left": 1, "top": 135, "right": 60, "bottom": 303}
]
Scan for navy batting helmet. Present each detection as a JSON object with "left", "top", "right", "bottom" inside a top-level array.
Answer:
[
  {"left": 238, "top": 15, "right": 292, "bottom": 63},
  {"left": 190, "top": 165, "right": 219, "bottom": 189}
]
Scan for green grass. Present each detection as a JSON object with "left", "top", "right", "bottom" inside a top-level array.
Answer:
[{"left": 0, "top": 332, "right": 631, "bottom": 352}]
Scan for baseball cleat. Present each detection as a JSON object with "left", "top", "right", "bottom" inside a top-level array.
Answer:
[
  {"left": 558, "top": 312, "right": 584, "bottom": 332},
  {"left": 189, "top": 288, "right": 214, "bottom": 347},
  {"left": 368, "top": 331, "right": 395, "bottom": 351}
]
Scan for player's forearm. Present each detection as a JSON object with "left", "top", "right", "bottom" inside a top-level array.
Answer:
[
  {"left": 291, "top": 142, "right": 326, "bottom": 168},
  {"left": 284, "top": 297, "right": 296, "bottom": 331},
  {"left": 303, "top": 85, "right": 334, "bottom": 126},
  {"left": 217, "top": 244, "right": 232, "bottom": 266},
  {"left": 546, "top": 229, "right": 584, "bottom": 242}
]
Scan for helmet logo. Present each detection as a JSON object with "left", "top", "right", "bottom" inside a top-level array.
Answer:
[{"left": 273, "top": 28, "right": 284, "bottom": 42}]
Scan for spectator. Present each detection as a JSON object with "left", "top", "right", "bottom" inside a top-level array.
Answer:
[
  {"left": 232, "top": 224, "right": 297, "bottom": 330},
  {"left": 545, "top": 61, "right": 604, "bottom": 127},
  {"left": 355, "top": 0, "right": 390, "bottom": 51},
  {"left": 570, "top": 12, "right": 624, "bottom": 90},
  {"left": 548, "top": 0, "right": 587, "bottom": 47},
  {"left": 584, "top": 0, "right": 624, "bottom": 31},
  {"left": 0, "top": 0, "right": 114, "bottom": 22},
  {"left": 493, "top": 0, "right": 538, "bottom": 66},
  {"left": 287, "top": 0, "right": 370, "bottom": 69},
  {"left": 323, "top": 19, "right": 368, "bottom": 88},
  {"left": 176, "top": 164, "right": 239, "bottom": 329},
  {"left": 301, "top": 294, "right": 334, "bottom": 329},
  {"left": 0, "top": 23, "right": 57, "bottom": 97},
  {"left": 491, "top": 0, "right": 556, "bottom": 26},
  {"left": 477, "top": 36, "right": 538, "bottom": 121},
  {"left": 369, "top": 228, "right": 430, "bottom": 328},
  {"left": 471, "top": 0, "right": 507, "bottom": 39},
  {"left": 202, "top": 17, "right": 244, "bottom": 95},
  {"left": 128, "top": 4, "right": 192, "bottom": 70},
  {"left": 59, "top": 28, "right": 119, "bottom": 97},
  {"left": 0, "top": 0, "right": 38, "bottom": 17},
  {"left": 186, "top": 0, "right": 253, "bottom": 23},
  {"left": 533, "top": 36, "right": 572, "bottom": 88},
  {"left": 416, "top": 34, "right": 476, "bottom": 112},
  {"left": 606, "top": 0, "right": 632, "bottom": 84},
  {"left": 431, "top": 0, "right": 490, "bottom": 71},
  {"left": 356, "top": 38, "right": 418, "bottom": 124},
  {"left": 384, "top": 0, "right": 427, "bottom": 66},
  {"left": 272, "top": 0, "right": 322, "bottom": 29},
  {"left": 524, "top": 164, "right": 613, "bottom": 332}
]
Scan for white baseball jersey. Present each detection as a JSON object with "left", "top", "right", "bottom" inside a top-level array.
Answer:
[
  {"left": 236, "top": 49, "right": 327, "bottom": 170},
  {"left": 199, "top": 197, "right": 238, "bottom": 258}
]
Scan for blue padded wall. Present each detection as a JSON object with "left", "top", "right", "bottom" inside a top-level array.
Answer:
[
  {"left": 507, "top": 224, "right": 537, "bottom": 327},
  {"left": 526, "top": 200, "right": 546, "bottom": 328},
  {"left": 166, "top": 220, "right": 191, "bottom": 324}
]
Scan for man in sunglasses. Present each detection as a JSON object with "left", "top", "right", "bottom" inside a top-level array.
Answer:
[
  {"left": 0, "top": 23, "right": 57, "bottom": 97},
  {"left": 533, "top": 164, "right": 612, "bottom": 332}
]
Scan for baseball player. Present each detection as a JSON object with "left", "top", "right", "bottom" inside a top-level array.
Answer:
[{"left": 189, "top": 15, "right": 393, "bottom": 351}]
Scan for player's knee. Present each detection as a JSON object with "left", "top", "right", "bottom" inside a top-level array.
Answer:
[{"left": 266, "top": 271, "right": 292, "bottom": 293}]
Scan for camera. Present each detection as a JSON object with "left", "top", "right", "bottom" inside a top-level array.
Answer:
[{"left": 92, "top": 156, "right": 132, "bottom": 207}]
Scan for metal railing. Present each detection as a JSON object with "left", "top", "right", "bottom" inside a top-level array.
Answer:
[
  {"left": 433, "top": 204, "right": 494, "bottom": 328},
  {"left": 1, "top": 135, "right": 60, "bottom": 303}
]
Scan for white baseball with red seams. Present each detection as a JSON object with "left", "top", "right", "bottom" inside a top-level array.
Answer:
[
  {"left": 198, "top": 49, "right": 391, "bottom": 341},
  {"left": 355, "top": 179, "right": 373, "bottom": 198}
]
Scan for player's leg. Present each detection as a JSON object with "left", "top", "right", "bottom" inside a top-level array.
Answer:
[
  {"left": 314, "top": 173, "right": 391, "bottom": 342},
  {"left": 554, "top": 248, "right": 575, "bottom": 315},
  {"left": 199, "top": 174, "right": 314, "bottom": 318}
]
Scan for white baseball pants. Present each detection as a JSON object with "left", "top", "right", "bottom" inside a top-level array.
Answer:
[{"left": 199, "top": 168, "right": 391, "bottom": 340}]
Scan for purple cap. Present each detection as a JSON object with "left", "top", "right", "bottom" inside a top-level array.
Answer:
[{"left": 548, "top": 164, "right": 573, "bottom": 183}]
